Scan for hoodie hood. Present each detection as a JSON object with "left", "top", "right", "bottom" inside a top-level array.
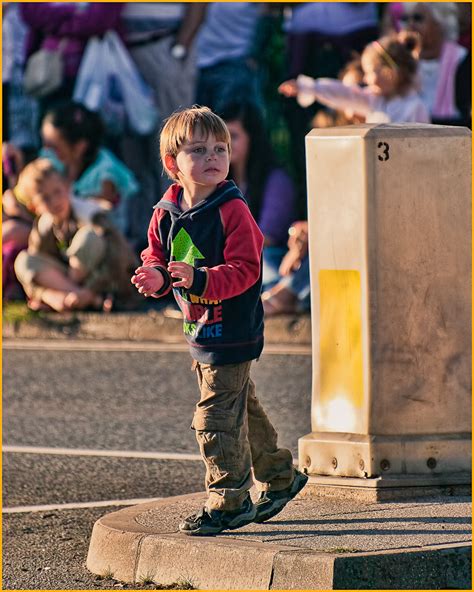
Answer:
[{"left": 154, "top": 180, "right": 245, "bottom": 220}]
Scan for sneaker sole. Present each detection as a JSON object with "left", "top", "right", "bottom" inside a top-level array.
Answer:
[
  {"left": 178, "top": 523, "right": 224, "bottom": 536},
  {"left": 226, "top": 505, "right": 257, "bottom": 530},
  {"left": 179, "top": 506, "right": 257, "bottom": 536},
  {"left": 253, "top": 471, "right": 309, "bottom": 524}
]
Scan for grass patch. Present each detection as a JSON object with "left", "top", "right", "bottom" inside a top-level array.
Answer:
[
  {"left": 138, "top": 572, "right": 156, "bottom": 585},
  {"left": 151, "top": 577, "right": 195, "bottom": 590},
  {"left": 173, "top": 578, "right": 195, "bottom": 590},
  {"left": 95, "top": 566, "right": 115, "bottom": 581},
  {"left": 2, "top": 301, "right": 37, "bottom": 325}
]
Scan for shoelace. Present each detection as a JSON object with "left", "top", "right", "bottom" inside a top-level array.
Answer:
[
  {"left": 191, "top": 508, "right": 205, "bottom": 522},
  {"left": 192, "top": 507, "right": 216, "bottom": 522}
]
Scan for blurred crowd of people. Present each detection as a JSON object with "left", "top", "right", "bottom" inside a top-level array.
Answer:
[{"left": 2, "top": 2, "right": 471, "bottom": 315}]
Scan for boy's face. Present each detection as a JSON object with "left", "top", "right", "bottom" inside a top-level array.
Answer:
[
  {"left": 168, "top": 129, "right": 230, "bottom": 191},
  {"left": 33, "top": 174, "right": 71, "bottom": 221}
]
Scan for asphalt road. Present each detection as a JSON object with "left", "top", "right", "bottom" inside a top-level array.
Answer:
[{"left": 3, "top": 342, "right": 312, "bottom": 590}]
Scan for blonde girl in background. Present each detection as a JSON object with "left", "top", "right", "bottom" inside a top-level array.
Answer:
[
  {"left": 279, "top": 32, "right": 430, "bottom": 124},
  {"left": 14, "top": 159, "right": 138, "bottom": 312}
]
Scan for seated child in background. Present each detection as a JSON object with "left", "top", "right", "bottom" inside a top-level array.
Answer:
[
  {"left": 132, "top": 106, "right": 308, "bottom": 536},
  {"left": 279, "top": 31, "right": 430, "bottom": 124},
  {"left": 14, "top": 159, "right": 138, "bottom": 312},
  {"left": 262, "top": 221, "right": 310, "bottom": 316}
]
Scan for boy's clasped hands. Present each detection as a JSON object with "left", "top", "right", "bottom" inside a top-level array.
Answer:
[{"left": 131, "top": 262, "right": 194, "bottom": 297}]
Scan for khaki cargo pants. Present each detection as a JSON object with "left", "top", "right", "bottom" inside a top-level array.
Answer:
[{"left": 192, "top": 360, "right": 295, "bottom": 511}]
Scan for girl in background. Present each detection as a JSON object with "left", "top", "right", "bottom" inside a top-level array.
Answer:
[{"left": 279, "top": 32, "right": 430, "bottom": 124}]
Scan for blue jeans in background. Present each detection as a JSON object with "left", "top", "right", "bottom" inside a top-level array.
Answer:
[
  {"left": 262, "top": 246, "right": 286, "bottom": 291},
  {"left": 196, "top": 59, "right": 263, "bottom": 112},
  {"left": 280, "top": 254, "right": 311, "bottom": 311}
]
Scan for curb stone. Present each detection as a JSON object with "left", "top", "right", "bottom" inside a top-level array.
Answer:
[
  {"left": 86, "top": 493, "right": 472, "bottom": 590},
  {"left": 2, "top": 310, "right": 312, "bottom": 345}
]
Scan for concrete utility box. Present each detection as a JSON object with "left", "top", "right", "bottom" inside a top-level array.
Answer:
[{"left": 299, "top": 124, "right": 471, "bottom": 497}]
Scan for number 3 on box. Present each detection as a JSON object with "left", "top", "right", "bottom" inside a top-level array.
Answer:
[{"left": 377, "top": 141, "right": 390, "bottom": 162}]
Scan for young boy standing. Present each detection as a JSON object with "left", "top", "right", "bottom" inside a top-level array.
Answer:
[{"left": 132, "top": 106, "right": 307, "bottom": 536}]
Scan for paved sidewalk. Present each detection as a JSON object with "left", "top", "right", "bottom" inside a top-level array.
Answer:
[{"left": 87, "top": 491, "right": 471, "bottom": 590}]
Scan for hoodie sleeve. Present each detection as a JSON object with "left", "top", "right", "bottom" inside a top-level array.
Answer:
[
  {"left": 140, "top": 209, "right": 172, "bottom": 297},
  {"left": 189, "top": 199, "right": 264, "bottom": 300}
]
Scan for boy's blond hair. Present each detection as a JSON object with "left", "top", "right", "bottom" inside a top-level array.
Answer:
[
  {"left": 15, "top": 159, "right": 64, "bottom": 206},
  {"left": 160, "top": 106, "right": 231, "bottom": 180}
]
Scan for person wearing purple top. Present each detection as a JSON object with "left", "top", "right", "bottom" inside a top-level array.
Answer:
[
  {"left": 218, "top": 101, "right": 296, "bottom": 290},
  {"left": 21, "top": 3, "right": 123, "bottom": 115}
]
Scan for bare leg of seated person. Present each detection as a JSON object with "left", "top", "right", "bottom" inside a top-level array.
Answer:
[
  {"left": 36, "top": 286, "right": 102, "bottom": 312},
  {"left": 32, "top": 267, "right": 101, "bottom": 312},
  {"left": 63, "top": 288, "right": 102, "bottom": 310}
]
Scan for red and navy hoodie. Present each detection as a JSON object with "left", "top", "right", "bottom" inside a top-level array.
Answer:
[{"left": 141, "top": 180, "right": 264, "bottom": 365}]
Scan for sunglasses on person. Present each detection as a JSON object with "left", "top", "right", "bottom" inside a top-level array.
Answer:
[{"left": 400, "top": 13, "right": 426, "bottom": 24}]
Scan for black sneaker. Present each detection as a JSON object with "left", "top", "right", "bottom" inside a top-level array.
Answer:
[
  {"left": 178, "top": 492, "right": 256, "bottom": 536},
  {"left": 254, "top": 469, "right": 308, "bottom": 523}
]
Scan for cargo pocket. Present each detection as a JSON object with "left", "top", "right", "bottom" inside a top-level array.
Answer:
[
  {"left": 195, "top": 426, "right": 249, "bottom": 473},
  {"left": 192, "top": 409, "right": 236, "bottom": 432},
  {"left": 200, "top": 362, "right": 251, "bottom": 394}
]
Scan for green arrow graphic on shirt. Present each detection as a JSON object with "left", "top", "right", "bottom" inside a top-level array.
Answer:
[{"left": 171, "top": 228, "right": 205, "bottom": 266}]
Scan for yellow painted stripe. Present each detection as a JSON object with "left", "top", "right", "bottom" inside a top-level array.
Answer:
[{"left": 319, "top": 270, "right": 363, "bottom": 408}]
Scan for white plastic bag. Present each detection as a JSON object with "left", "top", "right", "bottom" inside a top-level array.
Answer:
[
  {"left": 73, "top": 32, "right": 158, "bottom": 136},
  {"left": 103, "top": 31, "right": 158, "bottom": 135},
  {"left": 73, "top": 37, "right": 103, "bottom": 109}
]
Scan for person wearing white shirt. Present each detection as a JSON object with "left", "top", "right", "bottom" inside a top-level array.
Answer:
[{"left": 400, "top": 2, "right": 470, "bottom": 127}]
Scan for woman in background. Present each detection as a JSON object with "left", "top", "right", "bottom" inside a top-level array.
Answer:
[
  {"left": 219, "top": 101, "right": 296, "bottom": 290},
  {"left": 40, "top": 101, "right": 138, "bottom": 237},
  {"left": 400, "top": 2, "right": 471, "bottom": 127}
]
